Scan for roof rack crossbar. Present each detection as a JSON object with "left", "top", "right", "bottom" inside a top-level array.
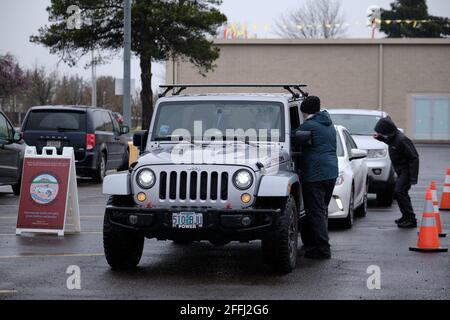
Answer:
[{"left": 158, "top": 84, "right": 308, "bottom": 99}]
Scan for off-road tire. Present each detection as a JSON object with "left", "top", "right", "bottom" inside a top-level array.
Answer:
[
  {"left": 261, "top": 195, "right": 298, "bottom": 274},
  {"left": 103, "top": 195, "right": 144, "bottom": 269}
]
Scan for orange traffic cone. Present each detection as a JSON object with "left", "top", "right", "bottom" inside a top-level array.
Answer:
[
  {"left": 409, "top": 189, "right": 448, "bottom": 253},
  {"left": 430, "top": 181, "right": 446, "bottom": 238},
  {"left": 440, "top": 167, "right": 450, "bottom": 211}
]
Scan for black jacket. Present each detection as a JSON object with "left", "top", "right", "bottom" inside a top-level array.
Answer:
[{"left": 374, "top": 117, "right": 419, "bottom": 184}]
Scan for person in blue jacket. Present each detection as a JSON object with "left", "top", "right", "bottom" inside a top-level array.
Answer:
[{"left": 294, "top": 96, "right": 338, "bottom": 259}]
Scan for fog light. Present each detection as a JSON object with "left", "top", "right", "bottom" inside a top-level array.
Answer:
[
  {"left": 241, "top": 216, "right": 252, "bottom": 226},
  {"left": 241, "top": 193, "right": 252, "bottom": 204},
  {"left": 137, "top": 192, "right": 147, "bottom": 202},
  {"left": 372, "top": 169, "right": 382, "bottom": 175},
  {"left": 335, "top": 197, "right": 344, "bottom": 211}
]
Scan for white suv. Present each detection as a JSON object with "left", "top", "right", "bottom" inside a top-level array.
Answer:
[{"left": 328, "top": 109, "right": 396, "bottom": 206}]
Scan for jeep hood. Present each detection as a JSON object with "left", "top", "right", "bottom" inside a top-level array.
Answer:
[{"left": 136, "top": 143, "right": 289, "bottom": 171}]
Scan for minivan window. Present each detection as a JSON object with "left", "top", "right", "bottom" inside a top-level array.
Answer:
[
  {"left": 93, "top": 111, "right": 104, "bottom": 131},
  {"left": 102, "top": 112, "right": 113, "bottom": 132},
  {"left": 25, "top": 110, "right": 86, "bottom": 132}
]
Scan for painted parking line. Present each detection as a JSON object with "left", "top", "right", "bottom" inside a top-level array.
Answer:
[
  {"left": 0, "top": 253, "right": 104, "bottom": 259},
  {"left": 0, "top": 290, "right": 17, "bottom": 294}
]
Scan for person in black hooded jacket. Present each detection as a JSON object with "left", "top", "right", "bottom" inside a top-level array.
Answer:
[{"left": 374, "top": 117, "right": 419, "bottom": 228}]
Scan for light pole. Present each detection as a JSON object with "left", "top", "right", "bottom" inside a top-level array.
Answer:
[{"left": 123, "top": 0, "right": 132, "bottom": 128}]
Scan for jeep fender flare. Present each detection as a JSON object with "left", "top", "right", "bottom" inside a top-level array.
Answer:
[
  {"left": 103, "top": 172, "right": 131, "bottom": 195},
  {"left": 256, "top": 172, "right": 300, "bottom": 197}
]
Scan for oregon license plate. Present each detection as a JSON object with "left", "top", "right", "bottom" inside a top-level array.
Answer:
[
  {"left": 172, "top": 212, "right": 203, "bottom": 229},
  {"left": 47, "top": 140, "right": 61, "bottom": 148}
]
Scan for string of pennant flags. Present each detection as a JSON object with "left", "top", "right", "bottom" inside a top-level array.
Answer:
[{"left": 222, "top": 18, "right": 450, "bottom": 39}]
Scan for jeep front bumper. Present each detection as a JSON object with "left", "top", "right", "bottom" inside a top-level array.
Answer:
[{"left": 105, "top": 206, "right": 282, "bottom": 241}]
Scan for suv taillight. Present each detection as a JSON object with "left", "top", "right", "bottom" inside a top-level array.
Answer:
[{"left": 86, "top": 134, "right": 96, "bottom": 150}]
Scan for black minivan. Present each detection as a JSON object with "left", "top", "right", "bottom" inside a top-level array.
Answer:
[{"left": 22, "top": 106, "right": 130, "bottom": 182}]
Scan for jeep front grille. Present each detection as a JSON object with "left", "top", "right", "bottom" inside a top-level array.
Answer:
[{"left": 158, "top": 171, "right": 229, "bottom": 201}]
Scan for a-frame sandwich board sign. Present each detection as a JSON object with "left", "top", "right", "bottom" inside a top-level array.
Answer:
[{"left": 16, "top": 147, "right": 81, "bottom": 236}]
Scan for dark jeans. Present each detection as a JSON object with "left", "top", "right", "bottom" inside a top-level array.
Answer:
[
  {"left": 300, "top": 179, "right": 336, "bottom": 254},
  {"left": 394, "top": 171, "right": 416, "bottom": 221}
]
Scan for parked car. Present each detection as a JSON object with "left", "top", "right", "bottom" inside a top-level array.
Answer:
[
  {"left": 101, "top": 84, "right": 313, "bottom": 273},
  {"left": 0, "top": 110, "right": 25, "bottom": 195},
  {"left": 328, "top": 125, "right": 368, "bottom": 228},
  {"left": 113, "top": 112, "right": 124, "bottom": 125},
  {"left": 328, "top": 109, "right": 396, "bottom": 206},
  {"left": 21, "top": 106, "right": 130, "bottom": 182}
]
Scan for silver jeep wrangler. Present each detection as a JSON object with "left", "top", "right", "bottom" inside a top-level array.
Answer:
[{"left": 102, "top": 84, "right": 311, "bottom": 273}]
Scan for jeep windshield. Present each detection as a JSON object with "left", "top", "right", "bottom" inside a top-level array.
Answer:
[
  {"left": 329, "top": 114, "right": 383, "bottom": 136},
  {"left": 152, "top": 101, "right": 285, "bottom": 142}
]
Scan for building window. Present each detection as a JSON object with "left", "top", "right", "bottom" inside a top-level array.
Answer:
[{"left": 412, "top": 96, "right": 450, "bottom": 141}]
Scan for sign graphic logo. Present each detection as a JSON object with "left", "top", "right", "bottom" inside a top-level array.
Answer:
[{"left": 30, "top": 174, "right": 59, "bottom": 205}]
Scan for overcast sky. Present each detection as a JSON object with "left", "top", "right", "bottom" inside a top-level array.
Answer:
[{"left": 1, "top": 0, "right": 449, "bottom": 93}]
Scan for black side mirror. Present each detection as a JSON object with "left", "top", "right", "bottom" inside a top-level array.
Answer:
[
  {"left": 133, "top": 130, "right": 149, "bottom": 151},
  {"left": 294, "top": 130, "right": 312, "bottom": 147},
  {"left": 120, "top": 125, "right": 130, "bottom": 135}
]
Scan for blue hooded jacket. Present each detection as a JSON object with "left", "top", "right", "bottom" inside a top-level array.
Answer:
[{"left": 295, "top": 111, "right": 339, "bottom": 183}]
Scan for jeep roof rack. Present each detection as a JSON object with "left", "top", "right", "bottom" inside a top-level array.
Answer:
[{"left": 158, "top": 84, "right": 308, "bottom": 99}]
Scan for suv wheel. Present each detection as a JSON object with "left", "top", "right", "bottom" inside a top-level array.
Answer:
[
  {"left": 94, "top": 153, "right": 106, "bottom": 183},
  {"left": 261, "top": 195, "right": 298, "bottom": 274},
  {"left": 103, "top": 196, "right": 144, "bottom": 269},
  {"left": 376, "top": 185, "right": 394, "bottom": 207}
]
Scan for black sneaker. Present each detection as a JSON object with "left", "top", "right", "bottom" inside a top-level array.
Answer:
[
  {"left": 397, "top": 219, "right": 417, "bottom": 229},
  {"left": 304, "top": 249, "right": 331, "bottom": 260},
  {"left": 395, "top": 217, "right": 407, "bottom": 224}
]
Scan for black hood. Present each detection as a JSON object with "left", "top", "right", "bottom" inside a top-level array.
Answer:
[{"left": 374, "top": 116, "right": 398, "bottom": 136}]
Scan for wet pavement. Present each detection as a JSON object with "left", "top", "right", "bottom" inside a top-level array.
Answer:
[{"left": 0, "top": 145, "right": 449, "bottom": 300}]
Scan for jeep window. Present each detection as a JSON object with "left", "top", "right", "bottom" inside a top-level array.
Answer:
[
  {"left": 153, "top": 101, "right": 285, "bottom": 142},
  {"left": 289, "top": 105, "right": 300, "bottom": 130},
  {"left": 25, "top": 110, "right": 86, "bottom": 132},
  {"left": 330, "top": 114, "right": 382, "bottom": 136}
]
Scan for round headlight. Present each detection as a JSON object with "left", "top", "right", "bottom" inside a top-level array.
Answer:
[
  {"left": 136, "top": 169, "right": 156, "bottom": 189},
  {"left": 233, "top": 169, "right": 253, "bottom": 190}
]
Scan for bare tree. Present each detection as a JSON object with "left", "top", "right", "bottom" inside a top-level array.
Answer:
[
  {"left": 22, "top": 65, "right": 57, "bottom": 107},
  {"left": 275, "top": 0, "right": 347, "bottom": 39}
]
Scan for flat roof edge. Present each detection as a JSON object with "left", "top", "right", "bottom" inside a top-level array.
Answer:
[{"left": 213, "top": 38, "right": 450, "bottom": 45}]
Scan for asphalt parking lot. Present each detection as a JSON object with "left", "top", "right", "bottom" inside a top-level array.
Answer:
[{"left": 0, "top": 145, "right": 449, "bottom": 300}]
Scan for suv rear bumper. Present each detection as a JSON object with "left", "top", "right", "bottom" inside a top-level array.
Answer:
[{"left": 105, "top": 206, "right": 282, "bottom": 241}]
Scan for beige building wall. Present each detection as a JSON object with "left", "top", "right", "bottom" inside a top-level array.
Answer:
[{"left": 166, "top": 39, "right": 450, "bottom": 140}]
